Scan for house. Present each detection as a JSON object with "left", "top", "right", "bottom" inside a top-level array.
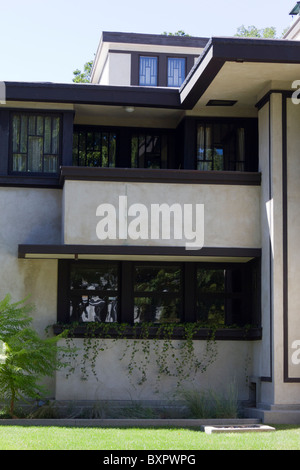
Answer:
[{"left": 1, "top": 8, "right": 300, "bottom": 422}]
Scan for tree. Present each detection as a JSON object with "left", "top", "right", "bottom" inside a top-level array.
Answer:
[
  {"left": 235, "top": 25, "right": 277, "bottom": 38},
  {"left": 163, "top": 30, "right": 190, "bottom": 36},
  {"left": 72, "top": 60, "right": 93, "bottom": 83},
  {"left": 0, "top": 294, "right": 70, "bottom": 417}
]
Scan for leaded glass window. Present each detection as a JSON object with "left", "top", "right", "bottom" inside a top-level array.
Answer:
[
  {"left": 196, "top": 122, "right": 246, "bottom": 171},
  {"left": 139, "top": 56, "right": 158, "bottom": 86},
  {"left": 11, "top": 113, "right": 61, "bottom": 173},
  {"left": 73, "top": 128, "right": 117, "bottom": 167},
  {"left": 168, "top": 58, "right": 185, "bottom": 87},
  {"left": 131, "top": 133, "right": 162, "bottom": 168}
]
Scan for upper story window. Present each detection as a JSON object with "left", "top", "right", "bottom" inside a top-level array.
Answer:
[
  {"left": 73, "top": 127, "right": 117, "bottom": 167},
  {"left": 131, "top": 132, "right": 168, "bottom": 169},
  {"left": 197, "top": 122, "right": 246, "bottom": 171},
  {"left": 168, "top": 58, "right": 186, "bottom": 87},
  {"left": 10, "top": 112, "right": 61, "bottom": 174},
  {"left": 139, "top": 56, "right": 158, "bottom": 86}
]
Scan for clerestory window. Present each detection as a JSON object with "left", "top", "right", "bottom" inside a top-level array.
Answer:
[{"left": 139, "top": 56, "right": 158, "bottom": 86}]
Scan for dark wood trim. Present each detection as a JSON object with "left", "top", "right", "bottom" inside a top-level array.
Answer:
[
  {"left": 130, "top": 51, "right": 197, "bottom": 87},
  {"left": 282, "top": 95, "right": 300, "bottom": 382},
  {"left": 255, "top": 90, "right": 293, "bottom": 111},
  {"left": 59, "top": 166, "right": 261, "bottom": 186},
  {"left": 52, "top": 323, "right": 262, "bottom": 341},
  {"left": 267, "top": 97, "right": 273, "bottom": 382},
  {"left": 101, "top": 31, "right": 209, "bottom": 48},
  {"left": 181, "top": 37, "right": 300, "bottom": 109},
  {"left": 5, "top": 81, "right": 181, "bottom": 109},
  {"left": 0, "top": 176, "right": 61, "bottom": 188},
  {"left": 18, "top": 244, "right": 261, "bottom": 260}
]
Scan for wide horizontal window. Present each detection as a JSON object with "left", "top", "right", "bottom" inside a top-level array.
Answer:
[
  {"left": 10, "top": 113, "right": 61, "bottom": 174},
  {"left": 57, "top": 260, "right": 260, "bottom": 329},
  {"left": 73, "top": 127, "right": 117, "bottom": 167}
]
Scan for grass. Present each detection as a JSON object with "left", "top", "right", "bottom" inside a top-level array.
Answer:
[{"left": 0, "top": 425, "right": 299, "bottom": 450}]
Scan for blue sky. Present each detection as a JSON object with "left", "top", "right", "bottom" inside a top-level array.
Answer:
[{"left": 0, "top": 0, "right": 296, "bottom": 83}]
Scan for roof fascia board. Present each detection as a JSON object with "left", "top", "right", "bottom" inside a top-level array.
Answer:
[
  {"left": 4, "top": 81, "right": 181, "bottom": 109},
  {"left": 180, "top": 37, "right": 300, "bottom": 108},
  {"left": 101, "top": 31, "right": 209, "bottom": 48}
]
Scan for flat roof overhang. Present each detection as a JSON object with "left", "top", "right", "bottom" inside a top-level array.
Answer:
[
  {"left": 4, "top": 37, "right": 300, "bottom": 125},
  {"left": 4, "top": 81, "right": 181, "bottom": 109},
  {"left": 179, "top": 37, "right": 300, "bottom": 109},
  {"left": 18, "top": 244, "right": 261, "bottom": 263}
]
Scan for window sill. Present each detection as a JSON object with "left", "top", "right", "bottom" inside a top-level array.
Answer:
[{"left": 52, "top": 323, "right": 262, "bottom": 341}]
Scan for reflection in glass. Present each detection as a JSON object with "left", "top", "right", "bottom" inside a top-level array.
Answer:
[
  {"left": 73, "top": 129, "right": 117, "bottom": 167},
  {"left": 196, "top": 123, "right": 246, "bottom": 171},
  {"left": 131, "top": 134, "right": 161, "bottom": 169},
  {"left": 133, "top": 264, "right": 181, "bottom": 323},
  {"left": 69, "top": 263, "right": 119, "bottom": 323}
]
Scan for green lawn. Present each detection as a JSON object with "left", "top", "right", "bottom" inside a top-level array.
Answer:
[{"left": 0, "top": 425, "right": 299, "bottom": 450}]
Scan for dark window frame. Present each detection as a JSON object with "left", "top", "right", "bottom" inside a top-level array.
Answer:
[
  {"left": 195, "top": 118, "right": 258, "bottom": 172},
  {"left": 139, "top": 55, "right": 158, "bottom": 86},
  {"left": 167, "top": 57, "right": 186, "bottom": 88},
  {"left": 9, "top": 111, "right": 63, "bottom": 176},
  {"left": 72, "top": 125, "right": 119, "bottom": 168},
  {"left": 57, "top": 259, "right": 261, "bottom": 337}
]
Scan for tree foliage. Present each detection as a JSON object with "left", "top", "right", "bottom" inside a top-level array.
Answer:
[
  {"left": 72, "top": 60, "right": 93, "bottom": 83},
  {"left": 235, "top": 25, "right": 277, "bottom": 38},
  {"left": 162, "top": 30, "right": 190, "bottom": 36},
  {"left": 0, "top": 295, "right": 70, "bottom": 417}
]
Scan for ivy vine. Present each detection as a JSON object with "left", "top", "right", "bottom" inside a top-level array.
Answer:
[{"left": 53, "top": 321, "right": 220, "bottom": 393}]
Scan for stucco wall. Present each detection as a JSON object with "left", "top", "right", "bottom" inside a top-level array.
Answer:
[
  {"left": 55, "top": 337, "right": 254, "bottom": 403},
  {"left": 0, "top": 187, "right": 62, "bottom": 395},
  {"left": 63, "top": 180, "right": 261, "bottom": 249},
  {"left": 256, "top": 93, "right": 300, "bottom": 407}
]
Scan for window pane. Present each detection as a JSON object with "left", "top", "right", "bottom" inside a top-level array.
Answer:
[
  {"left": 12, "top": 115, "right": 20, "bottom": 153},
  {"left": 70, "top": 263, "right": 118, "bottom": 291},
  {"left": 69, "top": 262, "right": 119, "bottom": 323},
  {"left": 109, "top": 133, "right": 116, "bottom": 167},
  {"left": 11, "top": 113, "right": 61, "bottom": 174},
  {"left": 13, "top": 154, "right": 26, "bottom": 172},
  {"left": 168, "top": 58, "right": 185, "bottom": 87},
  {"left": 196, "top": 122, "right": 248, "bottom": 172},
  {"left": 133, "top": 264, "right": 182, "bottom": 324},
  {"left": 28, "top": 136, "right": 43, "bottom": 172},
  {"left": 134, "top": 265, "right": 181, "bottom": 293},
  {"left": 44, "top": 117, "right": 52, "bottom": 154},
  {"left": 197, "top": 269, "right": 225, "bottom": 293},
  {"left": 73, "top": 129, "right": 117, "bottom": 168},
  {"left": 44, "top": 155, "right": 58, "bottom": 173},
  {"left": 134, "top": 296, "right": 181, "bottom": 323},
  {"left": 197, "top": 298, "right": 225, "bottom": 326},
  {"left": 51, "top": 117, "right": 60, "bottom": 154},
  {"left": 139, "top": 57, "right": 157, "bottom": 86},
  {"left": 70, "top": 294, "right": 118, "bottom": 323},
  {"left": 20, "top": 116, "right": 28, "bottom": 153}
]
